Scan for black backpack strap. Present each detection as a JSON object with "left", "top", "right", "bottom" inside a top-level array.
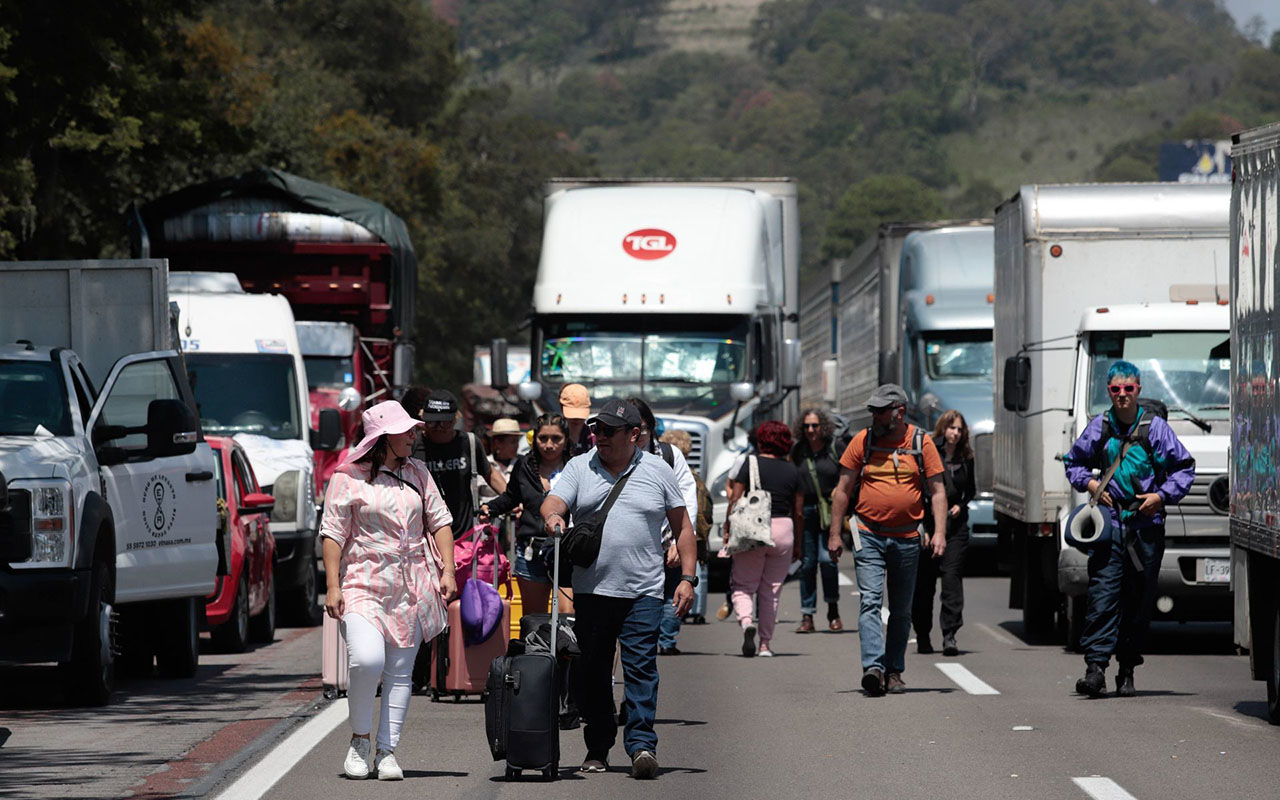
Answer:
[{"left": 659, "top": 441, "right": 675, "bottom": 469}]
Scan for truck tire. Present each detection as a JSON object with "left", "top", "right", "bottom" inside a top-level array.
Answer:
[
  {"left": 62, "top": 559, "right": 117, "bottom": 706},
  {"left": 285, "top": 558, "right": 323, "bottom": 627},
  {"left": 1021, "top": 538, "right": 1056, "bottom": 643},
  {"left": 1063, "top": 594, "right": 1086, "bottom": 652},
  {"left": 156, "top": 597, "right": 200, "bottom": 679},
  {"left": 249, "top": 570, "right": 276, "bottom": 644},
  {"left": 1268, "top": 607, "right": 1280, "bottom": 725},
  {"left": 211, "top": 576, "right": 250, "bottom": 653}
]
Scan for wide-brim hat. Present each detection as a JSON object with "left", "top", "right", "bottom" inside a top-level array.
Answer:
[
  {"left": 490, "top": 418, "right": 522, "bottom": 436},
  {"left": 341, "top": 400, "right": 424, "bottom": 467}
]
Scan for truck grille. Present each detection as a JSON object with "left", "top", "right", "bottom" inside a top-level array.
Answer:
[
  {"left": 0, "top": 488, "right": 32, "bottom": 563},
  {"left": 659, "top": 419, "right": 707, "bottom": 478},
  {"left": 1179, "top": 472, "right": 1228, "bottom": 516},
  {"left": 972, "top": 433, "right": 994, "bottom": 494}
]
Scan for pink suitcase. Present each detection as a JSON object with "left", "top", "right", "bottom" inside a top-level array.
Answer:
[
  {"left": 429, "top": 594, "right": 511, "bottom": 701},
  {"left": 322, "top": 613, "right": 349, "bottom": 699}
]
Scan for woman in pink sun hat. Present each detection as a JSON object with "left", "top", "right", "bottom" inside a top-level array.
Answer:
[{"left": 321, "top": 400, "right": 457, "bottom": 781}]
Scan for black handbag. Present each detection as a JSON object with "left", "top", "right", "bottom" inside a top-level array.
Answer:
[{"left": 556, "top": 465, "right": 637, "bottom": 570}]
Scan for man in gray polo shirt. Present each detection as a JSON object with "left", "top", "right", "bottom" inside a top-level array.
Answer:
[{"left": 541, "top": 397, "right": 696, "bottom": 780}]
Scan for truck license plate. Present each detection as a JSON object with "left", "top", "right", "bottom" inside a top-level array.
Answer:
[{"left": 1197, "top": 558, "right": 1230, "bottom": 584}]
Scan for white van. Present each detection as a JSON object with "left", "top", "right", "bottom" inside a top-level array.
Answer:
[{"left": 170, "top": 273, "right": 340, "bottom": 625}]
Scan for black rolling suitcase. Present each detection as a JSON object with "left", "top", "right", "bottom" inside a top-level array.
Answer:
[{"left": 485, "top": 526, "right": 562, "bottom": 780}]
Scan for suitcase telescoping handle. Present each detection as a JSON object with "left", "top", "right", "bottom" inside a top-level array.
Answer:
[{"left": 551, "top": 524, "right": 562, "bottom": 658}]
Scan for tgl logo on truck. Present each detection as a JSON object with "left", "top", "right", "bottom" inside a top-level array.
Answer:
[{"left": 622, "top": 229, "right": 677, "bottom": 260}]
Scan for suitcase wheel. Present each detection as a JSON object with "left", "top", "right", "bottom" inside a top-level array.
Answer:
[
  {"left": 505, "top": 767, "right": 519, "bottom": 780},
  {"left": 542, "top": 767, "right": 557, "bottom": 780},
  {"left": 453, "top": 693, "right": 461, "bottom": 703},
  {"left": 429, "top": 688, "right": 440, "bottom": 702},
  {"left": 323, "top": 686, "right": 336, "bottom": 700}
]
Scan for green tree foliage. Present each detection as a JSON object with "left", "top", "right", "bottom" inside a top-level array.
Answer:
[{"left": 822, "top": 175, "right": 944, "bottom": 260}]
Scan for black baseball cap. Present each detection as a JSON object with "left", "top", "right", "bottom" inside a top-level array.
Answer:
[
  {"left": 588, "top": 397, "right": 643, "bottom": 429},
  {"left": 421, "top": 389, "right": 459, "bottom": 421}
]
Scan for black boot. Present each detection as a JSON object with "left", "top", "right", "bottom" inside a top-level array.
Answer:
[
  {"left": 1075, "top": 663, "right": 1107, "bottom": 697},
  {"left": 1115, "top": 669, "right": 1136, "bottom": 698}
]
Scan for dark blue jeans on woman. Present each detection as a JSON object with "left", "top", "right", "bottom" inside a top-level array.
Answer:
[{"left": 799, "top": 504, "right": 840, "bottom": 615}]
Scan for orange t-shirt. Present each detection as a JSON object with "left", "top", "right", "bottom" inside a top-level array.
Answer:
[{"left": 838, "top": 425, "right": 943, "bottom": 536}]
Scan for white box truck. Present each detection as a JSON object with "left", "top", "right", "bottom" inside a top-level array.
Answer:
[
  {"left": 0, "top": 260, "right": 218, "bottom": 704},
  {"left": 498, "top": 178, "right": 801, "bottom": 558},
  {"left": 170, "top": 273, "right": 340, "bottom": 627},
  {"left": 994, "top": 183, "right": 1232, "bottom": 642},
  {"left": 1228, "top": 121, "right": 1280, "bottom": 723}
]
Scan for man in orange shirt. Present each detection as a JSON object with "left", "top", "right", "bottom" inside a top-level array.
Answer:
[{"left": 828, "top": 384, "right": 948, "bottom": 696}]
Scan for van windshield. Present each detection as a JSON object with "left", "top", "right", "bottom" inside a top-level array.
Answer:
[
  {"left": 0, "top": 360, "right": 72, "bottom": 436},
  {"left": 1087, "top": 330, "right": 1231, "bottom": 417},
  {"left": 186, "top": 354, "right": 302, "bottom": 439},
  {"left": 923, "top": 331, "right": 993, "bottom": 380},
  {"left": 303, "top": 355, "right": 355, "bottom": 390}
]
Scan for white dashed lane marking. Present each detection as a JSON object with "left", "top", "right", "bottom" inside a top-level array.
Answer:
[
  {"left": 1072, "top": 776, "right": 1138, "bottom": 800},
  {"left": 934, "top": 662, "right": 1000, "bottom": 695},
  {"left": 214, "top": 699, "right": 348, "bottom": 800}
]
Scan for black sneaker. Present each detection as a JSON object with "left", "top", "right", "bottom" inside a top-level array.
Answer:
[
  {"left": 942, "top": 633, "right": 959, "bottom": 657},
  {"left": 861, "top": 667, "right": 885, "bottom": 696},
  {"left": 742, "top": 625, "right": 757, "bottom": 657},
  {"left": 1075, "top": 663, "right": 1107, "bottom": 697},
  {"left": 630, "top": 750, "right": 659, "bottom": 780},
  {"left": 658, "top": 645, "right": 682, "bottom": 656},
  {"left": 917, "top": 636, "right": 935, "bottom": 655},
  {"left": 1115, "top": 670, "right": 1136, "bottom": 697}
]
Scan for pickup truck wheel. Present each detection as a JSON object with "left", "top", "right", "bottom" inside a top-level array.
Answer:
[
  {"left": 211, "top": 576, "right": 250, "bottom": 653},
  {"left": 156, "top": 597, "right": 200, "bottom": 679},
  {"left": 249, "top": 570, "right": 276, "bottom": 644},
  {"left": 1021, "top": 538, "right": 1056, "bottom": 643},
  {"left": 285, "top": 559, "right": 323, "bottom": 627},
  {"left": 1267, "top": 605, "right": 1280, "bottom": 725},
  {"left": 63, "top": 560, "right": 117, "bottom": 706}
]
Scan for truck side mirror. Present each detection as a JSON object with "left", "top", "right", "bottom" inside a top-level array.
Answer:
[
  {"left": 312, "top": 408, "right": 343, "bottom": 451},
  {"left": 1003, "top": 356, "right": 1031, "bottom": 412},
  {"left": 780, "top": 338, "right": 801, "bottom": 390},
  {"left": 517, "top": 381, "right": 543, "bottom": 401},
  {"left": 490, "top": 338, "right": 510, "bottom": 390},
  {"left": 146, "top": 399, "right": 199, "bottom": 458}
]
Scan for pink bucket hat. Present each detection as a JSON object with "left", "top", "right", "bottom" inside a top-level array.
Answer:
[{"left": 341, "top": 400, "right": 424, "bottom": 467}]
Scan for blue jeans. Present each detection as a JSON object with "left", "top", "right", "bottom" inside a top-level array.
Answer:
[
  {"left": 853, "top": 531, "right": 921, "bottom": 674},
  {"left": 689, "top": 561, "right": 709, "bottom": 618},
  {"left": 659, "top": 568, "right": 683, "bottom": 648},
  {"left": 572, "top": 593, "right": 662, "bottom": 758},
  {"left": 1081, "top": 523, "right": 1165, "bottom": 670},
  {"left": 799, "top": 505, "right": 840, "bottom": 615}
]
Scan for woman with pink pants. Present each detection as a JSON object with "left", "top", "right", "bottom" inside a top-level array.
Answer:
[{"left": 724, "top": 421, "right": 804, "bottom": 657}]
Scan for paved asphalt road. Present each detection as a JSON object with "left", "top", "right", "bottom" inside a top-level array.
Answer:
[{"left": 4, "top": 570, "right": 1278, "bottom": 800}]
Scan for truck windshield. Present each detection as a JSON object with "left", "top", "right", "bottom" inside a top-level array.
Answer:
[
  {"left": 303, "top": 355, "right": 355, "bottom": 390},
  {"left": 186, "top": 354, "right": 302, "bottom": 440},
  {"left": 0, "top": 361, "right": 72, "bottom": 436},
  {"left": 1087, "top": 330, "right": 1231, "bottom": 417},
  {"left": 923, "top": 331, "right": 993, "bottom": 380}
]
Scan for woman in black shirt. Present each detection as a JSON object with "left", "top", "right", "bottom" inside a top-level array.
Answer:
[
  {"left": 912, "top": 410, "right": 977, "bottom": 656},
  {"left": 723, "top": 420, "right": 804, "bottom": 657},
  {"left": 791, "top": 408, "right": 844, "bottom": 633}
]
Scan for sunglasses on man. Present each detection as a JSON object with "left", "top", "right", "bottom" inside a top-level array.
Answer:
[
  {"left": 589, "top": 421, "right": 625, "bottom": 438},
  {"left": 1108, "top": 384, "right": 1139, "bottom": 396}
]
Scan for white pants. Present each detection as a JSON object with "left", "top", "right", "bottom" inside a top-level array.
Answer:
[{"left": 343, "top": 613, "right": 421, "bottom": 751}]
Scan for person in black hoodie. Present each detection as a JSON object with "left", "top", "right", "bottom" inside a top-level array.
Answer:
[
  {"left": 481, "top": 412, "right": 574, "bottom": 615},
  {"left": 912, "top": 409, "right": 977, "bottom": 657}
]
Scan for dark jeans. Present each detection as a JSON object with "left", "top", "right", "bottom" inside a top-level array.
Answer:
[
  {"left": 912, "top": 519, "right": 969, "bottom": 637},
  {"left": 1081, "top": 523, "right": 1165, "bottom": 670},
  {"left": 572, "top": 593, "right": 662, "bottom": 758},
  {"left": 659, "top": 568, "right": 683, "bottom": 648},
  {"left": 799, "top": 505, "right": 840, "bottom": 615}
]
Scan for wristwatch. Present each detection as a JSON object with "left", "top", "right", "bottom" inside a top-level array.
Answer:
[{"left": 679, "top": 574, "right": 699, "bottom": 587}]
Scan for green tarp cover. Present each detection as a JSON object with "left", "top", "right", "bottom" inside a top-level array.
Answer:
[{"left": 136, "top": 168, "right": 416, "bottom": 337}]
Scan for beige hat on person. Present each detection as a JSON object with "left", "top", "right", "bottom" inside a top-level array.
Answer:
[
  {"left": 559, "top": 383, "right": 591, "bottom": 420},
  {"left": 491, "top": 418, "right": 522, "bottom": 437}
]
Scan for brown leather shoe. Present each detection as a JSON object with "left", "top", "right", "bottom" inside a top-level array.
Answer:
[
  {"left": 828, "top": 617, "right": 844, "bottom": 631},
  {"left": 796, "top": 614, "right": 815, "bottom": 633},
  {"left": 885, "top": 672, "right": 907, "bottom": 694}
]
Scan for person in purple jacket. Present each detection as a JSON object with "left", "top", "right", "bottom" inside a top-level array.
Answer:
[{"left": 1063, "top": 360, "right": 1195, "bottom": 698}]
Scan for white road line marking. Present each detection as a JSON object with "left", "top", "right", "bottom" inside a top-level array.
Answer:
[
  {"left": 977, "top": 622, "right": 1016, "bottom": 646},
  {"left": 935, "top": 662, "right": 1000, "bottom": 695},
  {"left": 214, "top": 699, "right": 348, "bottom": 800},
  {"left": 1192, "top": 706, "right": 1269, "bottom": 730},
  {"left": 838, "top": 572, "right": 854, "bottom": 586},
  {"left": 1072, "top": 776, "right": 1138, "bottom": 800}
]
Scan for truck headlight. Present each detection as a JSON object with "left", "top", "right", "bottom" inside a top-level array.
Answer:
[
  {"left": 270, "top": 470, "right": 300, "bottom": 524},
  {"left": 24, "top": 480, "right": 74, "bottom": 568},
  {"left": 711, "top": 469, "right": 730, "bottom": 500}
]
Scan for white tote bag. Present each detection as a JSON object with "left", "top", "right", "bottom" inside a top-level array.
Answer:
[{"left": 725, "top": 456, "right": 775, "bottom": 555}]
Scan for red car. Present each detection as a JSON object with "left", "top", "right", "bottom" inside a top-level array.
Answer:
[{"left": 205, "top": 436, "right": 277, "bottom": 652}]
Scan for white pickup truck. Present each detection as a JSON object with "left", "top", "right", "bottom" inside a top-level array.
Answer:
[{"left": 0, "top": 260, "right": 218, "bottom": 705}]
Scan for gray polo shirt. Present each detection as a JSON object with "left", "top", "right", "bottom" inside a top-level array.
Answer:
[{"left": 551, "top": 445, "right": 685, "bottom": 600}]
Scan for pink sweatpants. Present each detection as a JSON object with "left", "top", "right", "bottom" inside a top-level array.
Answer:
[{"left": 730, "top": 517, "right": 795, "bottom": 647}]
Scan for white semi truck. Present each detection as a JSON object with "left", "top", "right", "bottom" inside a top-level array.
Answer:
[
  {"left": 0, "top": 260, "right": 218, "bottom": 704},
  {"left": 994, "top": 183, "right": 1232, "bottom": 643},
  {"left": 1228, "top": 121, "right": 1280, "bottom": 722},
  {"left": 800, "top": 221, "right": 997, "bottom": 545},
  {"left": 498, "top": 178, "right": 801, "bottom": 557}
]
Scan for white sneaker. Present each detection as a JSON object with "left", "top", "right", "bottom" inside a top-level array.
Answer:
[
  {"left": 375, "top": 749, "right": 403, "bottom": 781},
  {"left": 344, "top": 737, "right": 371, "bottom": 779}
]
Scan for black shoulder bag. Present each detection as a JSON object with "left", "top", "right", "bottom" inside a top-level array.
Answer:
[{"left": 561, "top": 465, "right": 637, "bottom": 568}]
